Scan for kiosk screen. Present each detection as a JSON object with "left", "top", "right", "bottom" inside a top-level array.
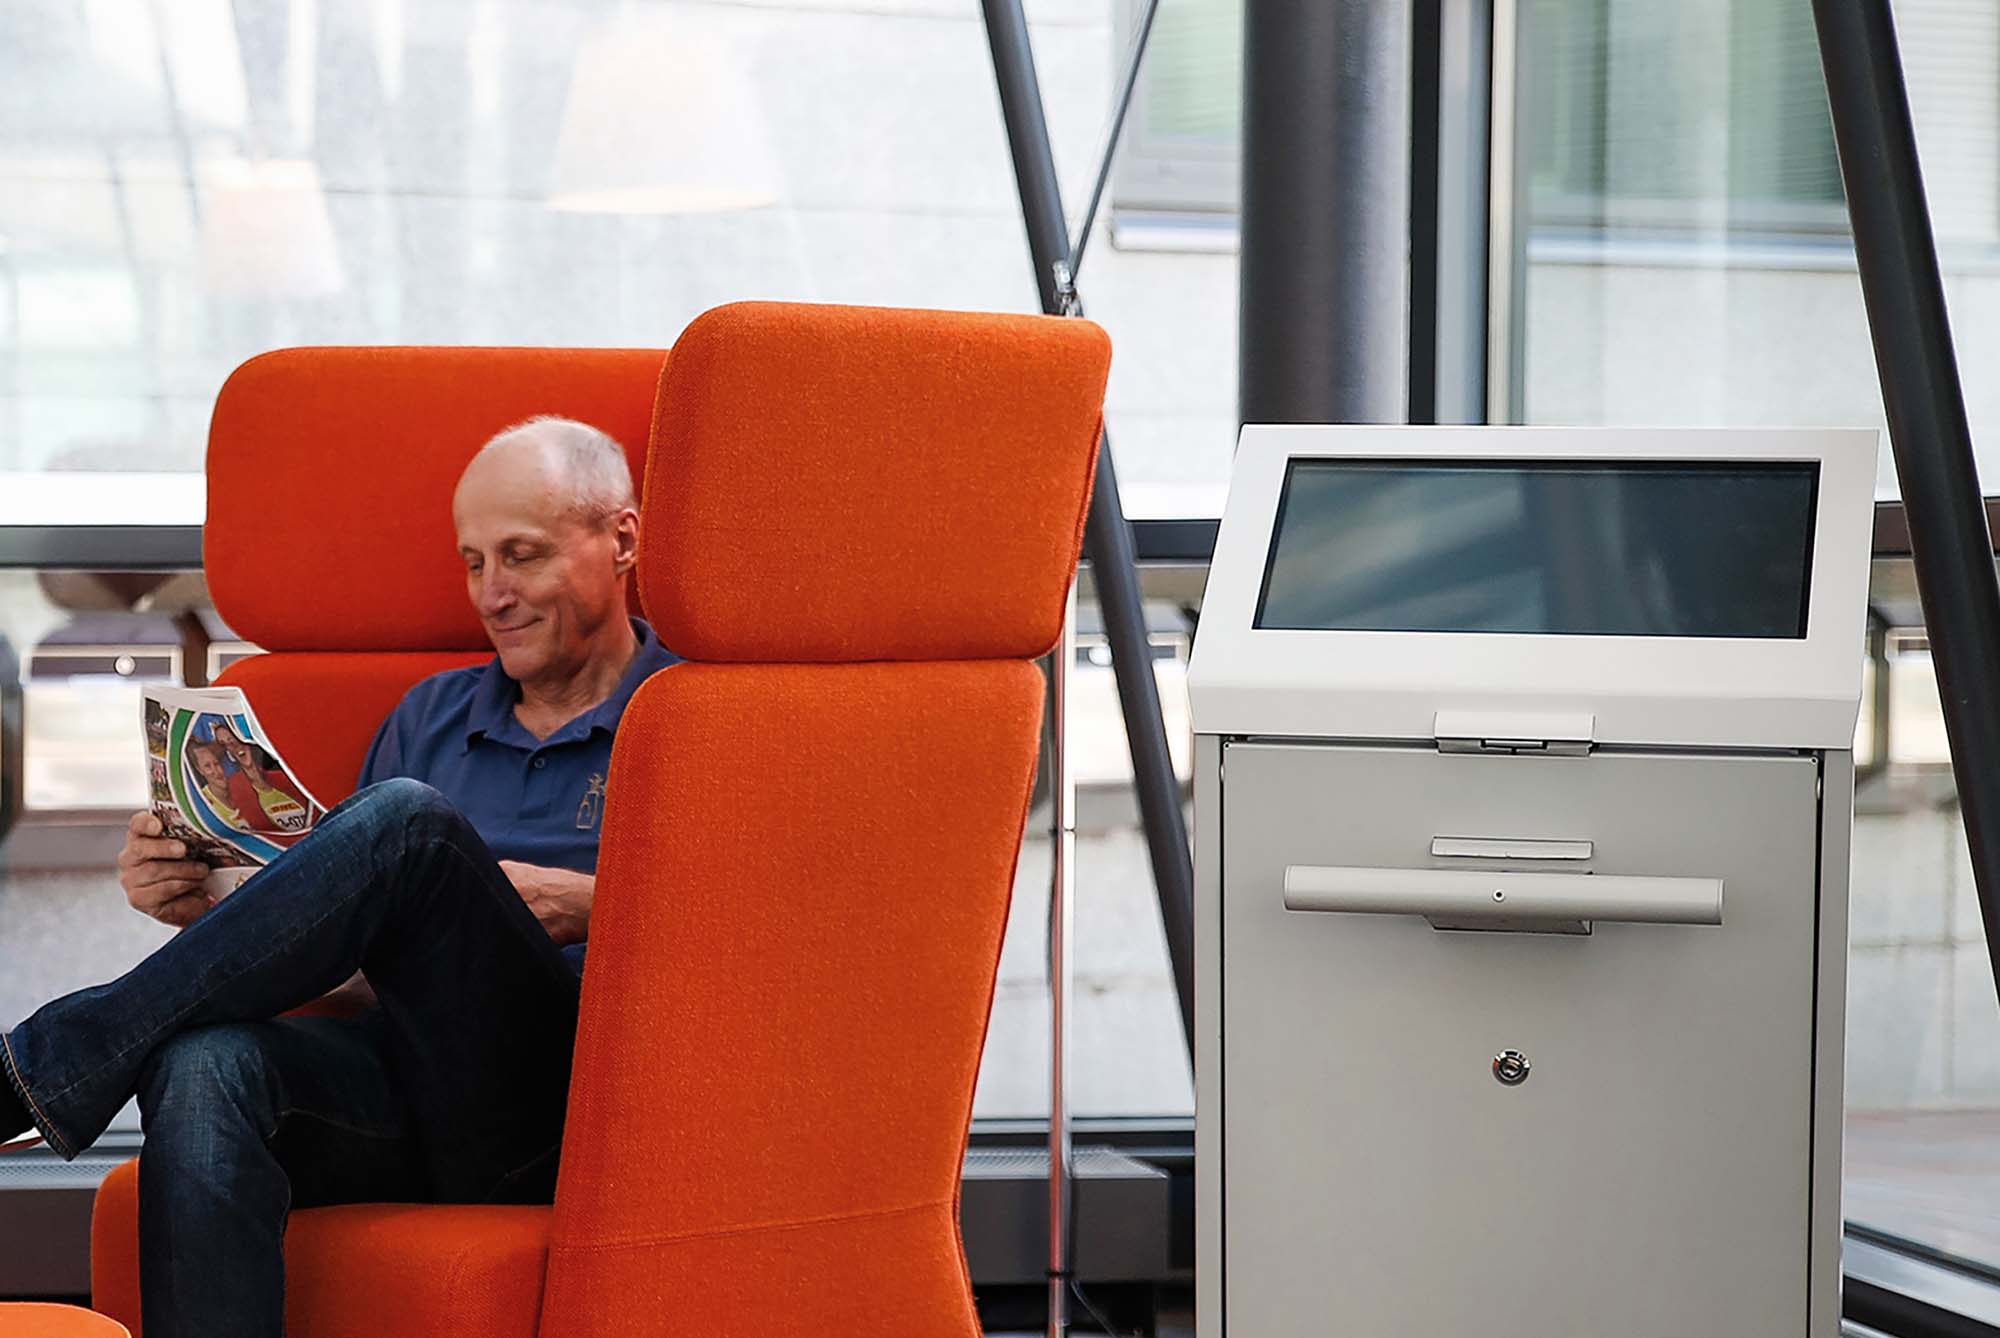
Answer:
[{"left": 1254, "top": 459, "right": 1818, "bottom": 637}]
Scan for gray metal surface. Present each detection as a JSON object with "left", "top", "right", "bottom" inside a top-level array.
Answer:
[
  {"left": 1815, "top": 749, "right": 1857, "bottom": 1336},
  {"left": 1428, "top": 0, "right": 1491, "bottom": 425},
  {"left": 1239, "top": 0, "right": 1411, "bottom": 426},
  {"left": 0, "top": 528, "right": 203, "bottom": 572},
  {"left": 1192, "top": 733, "right": 1225, "bottom": 1338},
  {"left": 1216, "top": 740, "right": 1825, "bottom": 1336}
]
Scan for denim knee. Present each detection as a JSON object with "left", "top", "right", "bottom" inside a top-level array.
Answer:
[
  {"left": 348, "top": 777, "right": 468, "bottom": 846},
  {"left": 353, "top": 777, "right": 450, "bottom": 824},
  {"left": 136, "top": 1026, "right": 281, "bottom": 1160}
]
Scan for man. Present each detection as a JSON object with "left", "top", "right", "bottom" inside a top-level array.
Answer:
[{"left": 0, "top": 415, "right": 678, "bottom": 1338}]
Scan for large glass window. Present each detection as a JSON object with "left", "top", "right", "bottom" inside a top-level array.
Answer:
[
  {"left": 1511, "top": 0, "right": 2000, "bottom": 1278},
  {"left": 0, "top": 0, "right": 1209, "bottom": 1154},
  {"left": 1525, "top": 0, "right": 1844, "bottom": 237},
  {"left": 1114, "top": 0, "right": 1241, "bottom": 217},
  {"left": 1844, "top": 563, "right": 2000, "bottom": 1277}
]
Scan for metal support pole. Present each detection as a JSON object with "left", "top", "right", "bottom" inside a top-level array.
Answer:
[
  {"left": 1812, "top": 0, "right": 2000, "bottom": 1003},
  {"left": 1046, "top": 585, "right": 1077, "bottom": 1338},
  {"left": 1241, "top": 0, "right": 1412, "bottom": 424},
  {"left": 981, "top": 0, "right": 1198, "bottom": 1055},
  {"left": 1070, "top": 0, "right": 1163, "bottom": 286}
]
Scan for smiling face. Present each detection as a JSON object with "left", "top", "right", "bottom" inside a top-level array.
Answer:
[
  {"left": 212, "top": 721, "right": 249, "bottom": 763},
  {"left": 191, "top": 743, "right": 229, "bottom": 788},
  {"left": 452, "top": 431, "right": 638, "bottom": 686}
]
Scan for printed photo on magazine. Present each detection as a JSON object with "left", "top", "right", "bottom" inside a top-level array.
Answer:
[{"left": 144, "top": 687, "right": 326, "bottom": 898}]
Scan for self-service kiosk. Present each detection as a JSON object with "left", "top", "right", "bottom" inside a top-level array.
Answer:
[{"left": 1189, "top": 426, "right": 1878, "bottom": 1337}]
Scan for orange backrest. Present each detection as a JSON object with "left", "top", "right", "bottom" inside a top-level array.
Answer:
[
  {"left": 203, "top": 347, "right": 667, "bottom": 802},
  {"left": 539, "top": 303, "right": 1109, "bottom": 1338}
]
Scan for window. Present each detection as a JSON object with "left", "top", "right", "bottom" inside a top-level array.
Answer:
[
  {"left": 1525, "top": 0, "right": 1845, "bottom": 238},
  {"left": 1113, "top": 0, "right": 1241, "bottom": 219},
  {"left": 1508, "top": 0, "right": 2000, "bottom": 1280},
  {"left": 0, "top": 0, "right": 1218, "bottom": 1172}
]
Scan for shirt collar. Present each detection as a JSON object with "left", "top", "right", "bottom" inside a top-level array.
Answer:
[{"left": 463, "top": 618, "right": 678, "bottom": 751}]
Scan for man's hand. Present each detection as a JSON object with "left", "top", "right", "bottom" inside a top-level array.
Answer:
[
  {"left": 118, "top": 811, "right": 213, "bottom": 929},
  {"left": 498, "top": 861, "right": 593, "bottom": 946}
]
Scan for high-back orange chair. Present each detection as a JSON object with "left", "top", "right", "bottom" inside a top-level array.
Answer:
[
  {"left": 91, "top": 345, "right": 668, "bottom": 1334},
  {"left": 92, "top": 302, "right": 1110, "bottom": 1336},
  {"left": 538, "top": 302, "right": 1107, "bottom": 1336}
]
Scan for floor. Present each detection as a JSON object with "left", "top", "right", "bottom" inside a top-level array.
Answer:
[{"left": 1846, "top": 1108, "right": 2000, "bottom": 1274}]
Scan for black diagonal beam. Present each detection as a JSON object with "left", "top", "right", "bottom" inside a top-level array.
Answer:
[
  {"left": 1813, "top": 0, "right": 2000, "bottom": 1004},
  {"left": 980, "top": 0, "right": 1197, "bottom": 1054}
]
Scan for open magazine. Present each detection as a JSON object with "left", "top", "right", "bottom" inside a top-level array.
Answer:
[{"left": 143, "top": 687, "right": 327, "bottom": 898}]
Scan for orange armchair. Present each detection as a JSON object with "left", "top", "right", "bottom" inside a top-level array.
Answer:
[
  {"left": 92, "top": 345, "right": 668, "bottom": 1335},
  {"left": 94, "top": 302, "right": 1110, "bottom": 1337}
]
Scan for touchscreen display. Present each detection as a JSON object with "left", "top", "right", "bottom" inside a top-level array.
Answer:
[{"left": 1253, "top": 459, "right": 1818, "bottom": 638}]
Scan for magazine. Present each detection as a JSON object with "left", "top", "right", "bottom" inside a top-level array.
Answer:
[{"left": 143, "top": 687, "right": 326, "bottom": 898}]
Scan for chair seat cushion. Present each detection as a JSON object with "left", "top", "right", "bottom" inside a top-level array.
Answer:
[
  {"left": 0, "top": 1302, "right": 131, "bottom": 1336},
  {"left": 93, "top": 1159, "right": 549, "bottom": 1338}
]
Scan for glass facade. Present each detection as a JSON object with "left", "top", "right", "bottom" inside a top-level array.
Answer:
[
  {"left": 0, "top": 0, "right": 1203, "bottom": 1130},
  {"left": 4, "top": 0, "right": 2000, "bottom": 1317},
  {"left": 1513, "top": 0, "right": 2000, "bottom": 1276}
]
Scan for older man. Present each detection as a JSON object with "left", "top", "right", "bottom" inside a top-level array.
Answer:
[{"left": 0, "top": 416, "right": 678, "bottom": 1338}]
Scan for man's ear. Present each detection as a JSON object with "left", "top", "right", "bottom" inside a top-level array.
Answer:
[{"left": 611, "top": 507, "right": 641, "bottom": 574}]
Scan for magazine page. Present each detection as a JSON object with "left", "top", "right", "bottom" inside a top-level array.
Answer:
[{"left": 143, "top": 686, "right": 327, "bottom": 898}]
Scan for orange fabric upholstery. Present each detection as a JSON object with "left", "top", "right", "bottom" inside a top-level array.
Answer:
[
  {"left": 89, "top": 1162, "right": 140, "bottom": 1334},
  {"left": 539, "top": 304, "right": 1108, "bottom": 1338},
  {"left": 207, "top": 347, "right": 663, "bottom": 653},
  {"left": 0, "top": 1303, "right": 130, "bottom": 1337},
  {"left": 540, "top": 662, "right": 1042, "bottom": 1338},
  {"left": 93, "top": 1159, "right": 549, "bottom": 1338},
  {"left": 641, "top": 301, "right": 1110, "bottom": 662},
  {"left": 92, "top": 305, "right": 1107, "bottom": 1338},
  {"left": 204, "top": 344, "right": 666, "bottom": 802},
  {"left": 282, "top": 1203, "right": 550, "bottom": 1338}
]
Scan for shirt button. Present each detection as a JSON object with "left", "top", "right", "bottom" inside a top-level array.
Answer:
[{"left": 533, "top": 757, "right": 547, "bottom": 769}]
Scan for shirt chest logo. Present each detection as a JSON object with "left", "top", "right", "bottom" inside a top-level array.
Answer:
[{"left": 575, "top": 772, "right": 607, "bottom": 831}]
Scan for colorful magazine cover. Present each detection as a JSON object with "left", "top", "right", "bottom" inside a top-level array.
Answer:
[{"left": 143, "top": 686, "right": 326, "bottom": 897}]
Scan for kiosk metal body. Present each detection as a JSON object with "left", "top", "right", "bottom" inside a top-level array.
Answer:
[{"left": 1190, "top": 426, "right": 1877, "bottom": 1336}]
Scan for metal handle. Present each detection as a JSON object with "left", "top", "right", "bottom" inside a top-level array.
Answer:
[{"left": 1282, "top": 865, "right": 1723, "bottom": 925}]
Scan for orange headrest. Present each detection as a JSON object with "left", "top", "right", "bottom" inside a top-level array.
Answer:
[
  {"left": 641, "top": 302, "right": 1110, "bottom": 662},
  {"left": 205, "top": 347, "right": 666, "bottom": 651}
]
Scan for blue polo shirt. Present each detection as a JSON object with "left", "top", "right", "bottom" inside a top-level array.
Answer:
[{"left": 357, "top": 617, "right": 679, "bottom": 970}]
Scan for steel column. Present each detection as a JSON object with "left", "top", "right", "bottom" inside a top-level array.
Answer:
[
  {"left": 1812, "top": 0, "right": 2000, "bottom": 1002},
  {"left": 980, "top": 0, "right": 1199, "bottom": 1055},
  {"left": 1241, "top": 0, "right": 1412, "bottom": 424}
]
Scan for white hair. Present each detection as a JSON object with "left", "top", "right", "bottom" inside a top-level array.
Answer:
[{"left": 478, "top": 415, "right": 635, "bottom": 527}]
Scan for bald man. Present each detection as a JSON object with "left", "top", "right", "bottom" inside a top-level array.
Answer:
[{"left": 0, "top": 417, "right": 679, "bottom": 1338}]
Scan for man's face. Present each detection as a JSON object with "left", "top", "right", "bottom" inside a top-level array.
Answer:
[{"left": 452, "top": 440, "right": 636, "bottom": 684}]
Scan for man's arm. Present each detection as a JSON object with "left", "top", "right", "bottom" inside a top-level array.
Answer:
[{"left": 498, "top": 862, "right": 593, "bottom": 946}]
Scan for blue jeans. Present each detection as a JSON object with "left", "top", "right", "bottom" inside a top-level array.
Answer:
[{"left": 0, "top": 779, "right": 583, "bottom": 1338}]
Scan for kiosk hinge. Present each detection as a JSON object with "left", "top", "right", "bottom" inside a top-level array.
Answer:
[
  {"left": 1438, "top": 736, "right": 1592, "bottom": 758},
  {"left": 1432, "top": 711, "right": 1595, "bottom": 758}
]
